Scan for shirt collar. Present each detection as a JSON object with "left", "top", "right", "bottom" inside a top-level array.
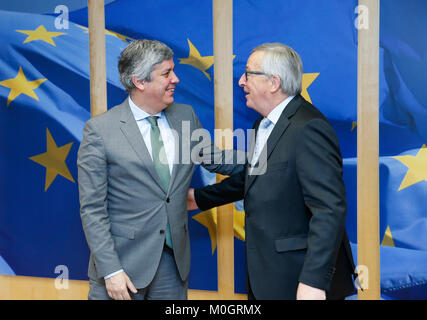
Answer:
[
  {"left": 128, "top": 96, "right": 163, "bottom": 121},
  {"left": 266, "top": 95, "right": 295, "bottom": 125}
]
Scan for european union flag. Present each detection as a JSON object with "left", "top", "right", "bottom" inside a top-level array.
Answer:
[
  {"left": 1, "top": 0, "right": 427, "bottom": 300},
  {"left": 0, "top": 9, "right": 128, "bottom": 280},
  {"left": 69, "top": 0, "right": 427, "bottom": 298},
  {"left": 376, "top": 0, "right": 427, "bottom": 299}
]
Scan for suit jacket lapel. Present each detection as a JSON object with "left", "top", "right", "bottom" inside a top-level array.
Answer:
[
  {"left": 247, "top": 117, "right": 262, "bottom": 165},
  {"left": 245, "top": 118, "right": 262, "bottom": 194},
  {"left": 163, "top": 105, "right": 183, "bottom": 193},
  {"left": 119, "top": 99, "right": 166, "bottom": 192},
  {"left": 245, "top": 95, "right": 302, "bottom": 195}
]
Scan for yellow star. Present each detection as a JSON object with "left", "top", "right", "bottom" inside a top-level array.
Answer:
[
  {"left": 301, "top": 73, "right": 319, "bottom": 104},
  {"left": 233, "top": 208, "right": 246, "bottom": 242},
  {"left": 75, "top": 25, "right": 133, "bottom": 43},
  {"left": 16, "top": 25, "right": 66, "bottom": 46},
  {"left": 381, "top": 226, "right": 395, "bottom": 247},
  {"left": 179, "top": 39, "right": 215, "bottom": 81},
  {"left": 351, "top": 121, "right": 357, "bottom": 131},
  {"left": 0, "top": 67, "right": 47, "bottom": 107},
  {"left": 105, "top": 29, "right": 134, "bottom": 42},
  {"left": 393, "top": 144, "right": 427, "bottom": 191},
  {"left": 193, "top": 208, "right": 218, "bottom": 254},
  {"left": 29, "top": 128, "right": 75, "bottom": 191},
  {"left": 192, "top": 205, "right": 245, "bottom": 254}
]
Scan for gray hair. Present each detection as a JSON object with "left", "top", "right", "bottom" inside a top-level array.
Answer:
[
  {"left": 252, "top": 43, "right": 303, "bottom": 96},
  {"left": 118, "top": 39, "right": 174, "bottom": 92}
]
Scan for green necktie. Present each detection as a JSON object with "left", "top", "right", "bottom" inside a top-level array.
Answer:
[{"left": 146, "top": 116, "right": 173, "bottom": 249}]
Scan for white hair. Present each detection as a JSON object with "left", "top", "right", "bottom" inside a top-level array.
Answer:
[{"left": 252, "top": 43, "right": 303, "bottom": 96}]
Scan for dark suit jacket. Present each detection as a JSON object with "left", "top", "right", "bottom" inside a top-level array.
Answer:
[{"left": 195, "top": 95, "right": 356, "bottom": 299}]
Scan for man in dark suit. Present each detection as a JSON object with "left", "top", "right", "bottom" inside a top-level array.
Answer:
[{"left": 188, "top": 43, "right": 356, "bottom": 300}]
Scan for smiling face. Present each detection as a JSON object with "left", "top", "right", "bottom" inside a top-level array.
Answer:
[
  {"left": 238, "top": 51, "right": 272, "bottom": 115},
  {"left": 135, "top": 58, "right": 179, "bottom": 113}
]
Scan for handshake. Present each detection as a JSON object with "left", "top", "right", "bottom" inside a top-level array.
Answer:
[{"left": 186, "top": 188, "right": 198, "bottom": 210}]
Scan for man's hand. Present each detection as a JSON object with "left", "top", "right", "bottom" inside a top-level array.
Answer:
[
  {"left": 105, "top": 271, "right": 137, "bottom": 300},
  {"left": 296, "top": 282, "right": 326, "bottom": 300},
  {"left": 187, "top": 188, "right": 199, "bottom": 210}
]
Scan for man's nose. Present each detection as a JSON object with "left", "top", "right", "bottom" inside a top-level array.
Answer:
[
  {"left": 238, "top": 73, "right": 245, "bottom": 87},
  {"left": 171, "top": 71, "right": 179, "bottom": 83}
]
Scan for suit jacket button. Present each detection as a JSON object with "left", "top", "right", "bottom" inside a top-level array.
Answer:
[
  {"left": 160, "top": 230, "right": 165, "bottom": 234},
  {"left": 166, "top": 197, "right": 170, "bottom": 203}
]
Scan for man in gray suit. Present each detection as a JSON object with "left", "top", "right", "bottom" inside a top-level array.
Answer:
[{"left": 77, "top": 39, "right": 242, "bottom": 300}]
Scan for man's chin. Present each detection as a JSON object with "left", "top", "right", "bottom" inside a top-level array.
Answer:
[{"left": 163, "top": 98, "right": 174, "bottom": 108}]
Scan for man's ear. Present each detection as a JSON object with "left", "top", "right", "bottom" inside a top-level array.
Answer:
[
  {"left": 132, "top": 76, "right": 145, "bottom": 91},
  {"left": 270, "top": 75, "right": 281, "bottom": 93}
]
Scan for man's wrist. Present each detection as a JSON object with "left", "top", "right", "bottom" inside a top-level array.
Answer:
[{"left": 104, "top": 269, "right": 124, "bottom": 280}]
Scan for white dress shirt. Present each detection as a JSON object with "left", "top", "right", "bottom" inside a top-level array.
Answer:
[
  {"left": 128, "top": 97, "right": 175, "bottom": 174},
  {"left": 250, "top": 95, "right": 295, "bottom": 167},
  {"left": 266, "top": 95, "right": 295, "bottom": 127}
]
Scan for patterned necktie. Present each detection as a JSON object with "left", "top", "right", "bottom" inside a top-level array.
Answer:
[
  {"left": 146, "top": 116, "right": 173, "bottom": 249},
  {"left": 251, "top": 117, "right": 272, "bottom": 166}
]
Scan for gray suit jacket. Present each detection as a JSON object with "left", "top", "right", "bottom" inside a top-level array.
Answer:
[{"left": 77, "top": 98, "right": 242, "bottom": 288}]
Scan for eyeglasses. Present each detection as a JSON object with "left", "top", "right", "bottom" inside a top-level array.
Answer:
[{"left": 244, "top": 70, "right": 268, "bottom": 81}]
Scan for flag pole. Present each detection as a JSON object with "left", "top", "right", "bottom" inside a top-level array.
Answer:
[
  {"left": 213, "top": 0, "right": 235, "bottom": 299},
  {"left": 357, "top": 0, "right": 380, "bottom": 299},
  {"left": 88, "top": 0, "right": 107, "bottom": 117}
]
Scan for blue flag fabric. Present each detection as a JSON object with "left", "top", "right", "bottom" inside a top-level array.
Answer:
[
  {"left": 0, "top": 9, "right": 128, "bottom": 280},
  {"left": 1, "top": 0, "right": 426, "bottom": 299}
]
